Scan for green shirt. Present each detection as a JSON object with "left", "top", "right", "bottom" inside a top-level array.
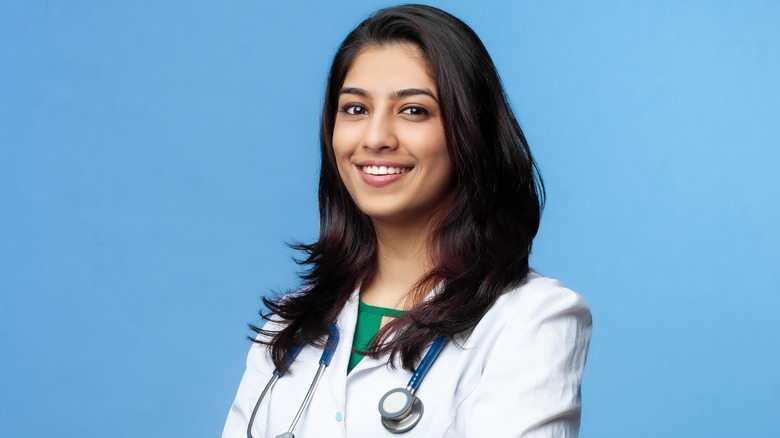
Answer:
[{"left": 348, "top": 300, "right": 404, "bottom": 373}]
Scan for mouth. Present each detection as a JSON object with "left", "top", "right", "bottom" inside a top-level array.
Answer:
[
  {"left": 359, "top": 165, "right": 413, "bottom": 176},
  {"left": 353, "top": 162, "right": 414, "bottom": 187}
]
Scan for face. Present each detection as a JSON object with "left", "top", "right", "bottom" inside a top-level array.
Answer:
[{"left": 332, "top": 44, "right": 454, "bottom": 228}]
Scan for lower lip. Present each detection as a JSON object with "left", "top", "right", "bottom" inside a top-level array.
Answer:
[{"left": 358, "top": 169, "right": 410, "bottom": 187}]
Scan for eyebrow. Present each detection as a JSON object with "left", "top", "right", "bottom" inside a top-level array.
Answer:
[{"left": 338, "top": 87, "right": 438, "bottom": 102}]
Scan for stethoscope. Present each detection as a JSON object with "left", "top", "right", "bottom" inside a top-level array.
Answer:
[{"left": 247, "top": 322, "right": 447, "bottom": 437}]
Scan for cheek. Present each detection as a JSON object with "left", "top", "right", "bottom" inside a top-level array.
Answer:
[
  {"left": 331, "top": 128, "right": 350, "bottom": 171},
  {"left": 332, "top": 122, "right": 358, "bottom": 160},
  {"left": 416, "top": 129, "right": 449, "bottom": 166},
  {"left": 430, "top": 134, "right": 454, "bottom": 186}
]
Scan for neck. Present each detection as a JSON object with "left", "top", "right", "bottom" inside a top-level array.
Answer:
[{"left": 360, "top": 216, "right": 439, "bottom": 310}]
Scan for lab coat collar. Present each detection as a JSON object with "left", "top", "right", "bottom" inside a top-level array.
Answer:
[
  {"left": 322, "top": 288, "right": 404, "bottom": 408},
  {"left": 321, "top": 282, "right": 448, "bottom": 408}
]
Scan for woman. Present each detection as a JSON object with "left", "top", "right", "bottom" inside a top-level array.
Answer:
[{"left": 223, "top": 5, "right": 591, "bottom": 437}]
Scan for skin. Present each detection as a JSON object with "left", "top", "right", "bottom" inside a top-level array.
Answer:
[{"left": 332, "top": 43, "right": 454, "bottom": 310}]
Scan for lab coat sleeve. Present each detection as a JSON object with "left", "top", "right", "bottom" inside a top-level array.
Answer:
[
  {"left": 450, "top": 286, "right": 592, "bottom": 437},
  {"left": 222, "top": 339, "right": 273, "bottom": 438},
  {"left": 222, "top": 317, "right": 286, "bottom": 438}
]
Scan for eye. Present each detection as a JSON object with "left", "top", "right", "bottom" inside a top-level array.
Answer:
[
  {"left": 340, "top": 104, "right": 368, "bottom": 116},
  {"left": 400, "top": 106, "right": 429, "bottom": 117}
]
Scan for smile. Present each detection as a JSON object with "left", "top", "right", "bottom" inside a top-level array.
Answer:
[{"left": 360, "top": 165, "right": 413, "bottom": 175}]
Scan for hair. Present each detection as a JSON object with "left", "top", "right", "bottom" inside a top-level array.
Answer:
[{"left": 251, "top": 4, "right": 545, "bottom": 373}]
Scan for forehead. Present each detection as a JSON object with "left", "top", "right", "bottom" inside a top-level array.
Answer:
[{"left": 342, "top": 44, "right": 437, "bottom": 95}]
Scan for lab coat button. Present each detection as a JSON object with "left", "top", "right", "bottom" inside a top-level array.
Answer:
[{"left": 335, "top": 411, "right": 343, "bottom": 422}]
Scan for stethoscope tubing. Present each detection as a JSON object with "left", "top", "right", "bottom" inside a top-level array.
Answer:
[
  {"left": 247, "top": 323, "right": 339, "bottom": 438},
  {"left": 248, "top": 323, "right": 446, "bottom": 437},
  {"left": 406, "top": 336, "right": 447, "bottom": 393},
  {"left": 282, "top": 323, "right": 340, "bottom": 436},
  {"left": 247, "top": 373, "right": 279, "bottom": 438},
  {"left": 283, "top": 362, "right": 325, "bottom": 435}
]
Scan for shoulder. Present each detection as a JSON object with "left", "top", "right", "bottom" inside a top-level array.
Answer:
[
  {"left": 498, "top": 272, "right": 591, "bottom": 326},
  {"left": 446, "top": 276, "right": 593, "bottom": 435},
  {"left": 462, "top": 272, "right": 592, "bottom": 356}
]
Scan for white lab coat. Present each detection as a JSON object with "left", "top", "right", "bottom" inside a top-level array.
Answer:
[{"left": 222, "top": 273, "right": 592, "bottom": 437}]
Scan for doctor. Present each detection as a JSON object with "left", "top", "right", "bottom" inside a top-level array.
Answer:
[{"left": 223, "top": 5, "right": 592, "bottom": 438}]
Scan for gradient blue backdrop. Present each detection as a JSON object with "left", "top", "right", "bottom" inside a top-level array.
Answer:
[{"left": 1, "top": 1, "right": 778, "bottom": 436}]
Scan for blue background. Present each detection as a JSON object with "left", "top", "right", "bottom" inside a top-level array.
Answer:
[{"left": 1, "top": 1, "right": 778, "bottom": 436}]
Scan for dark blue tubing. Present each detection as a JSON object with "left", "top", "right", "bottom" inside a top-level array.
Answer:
[{"left": 407, "top": 336, "right": 447, "bottom": 392}]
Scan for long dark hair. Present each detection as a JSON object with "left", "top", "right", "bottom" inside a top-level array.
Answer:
[{"left": 252, "top": 4, "right": 545, "bottom": 373}]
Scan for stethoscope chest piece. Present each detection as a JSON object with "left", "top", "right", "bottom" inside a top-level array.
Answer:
[{"left": 379, "top": 388, "right": 424, "bottom": 433}]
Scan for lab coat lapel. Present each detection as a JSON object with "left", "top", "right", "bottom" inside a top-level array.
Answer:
[
  {"left": 321, "top": 289, "right": 359, "bottom": 409},
  {"left": 347, "top": 349, "right": 389, "bottom": 376},
  {"left": 322, "top": 285, "right": 436, "bottom": 402}
]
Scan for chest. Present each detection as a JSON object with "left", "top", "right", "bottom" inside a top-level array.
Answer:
[{"left": 255, "top": 337, "right": 489, "bottom": 438}]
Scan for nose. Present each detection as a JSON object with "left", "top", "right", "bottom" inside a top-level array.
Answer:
[{"left": 362, "top": 112, "right": 398, "bottom": 152}]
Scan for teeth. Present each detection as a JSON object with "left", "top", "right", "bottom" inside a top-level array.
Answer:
[{"left": 361, "top": 165, "right": 411, "bottom": 175}]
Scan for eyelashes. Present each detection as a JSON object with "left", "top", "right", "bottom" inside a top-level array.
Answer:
[
  {"left": 400, "top": 106, "right": 429, "bottom": 116},
  {"left": 338, "top": 104, "right": 430, "bottom": 117},
  {"left": 339, "top": 104, "right": 368, "bottom": 116}
]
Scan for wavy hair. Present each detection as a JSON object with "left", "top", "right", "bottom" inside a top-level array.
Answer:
[{"left": 252, "top": 4, "right": 545, "bottom": 373}]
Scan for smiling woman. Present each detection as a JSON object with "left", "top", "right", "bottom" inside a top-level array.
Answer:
[
  {"left": 333, "top": 44, "right": 453, "bottom": 247},
  {"left": 223, "top": 5, "right": 591, "bottom": 437}
]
